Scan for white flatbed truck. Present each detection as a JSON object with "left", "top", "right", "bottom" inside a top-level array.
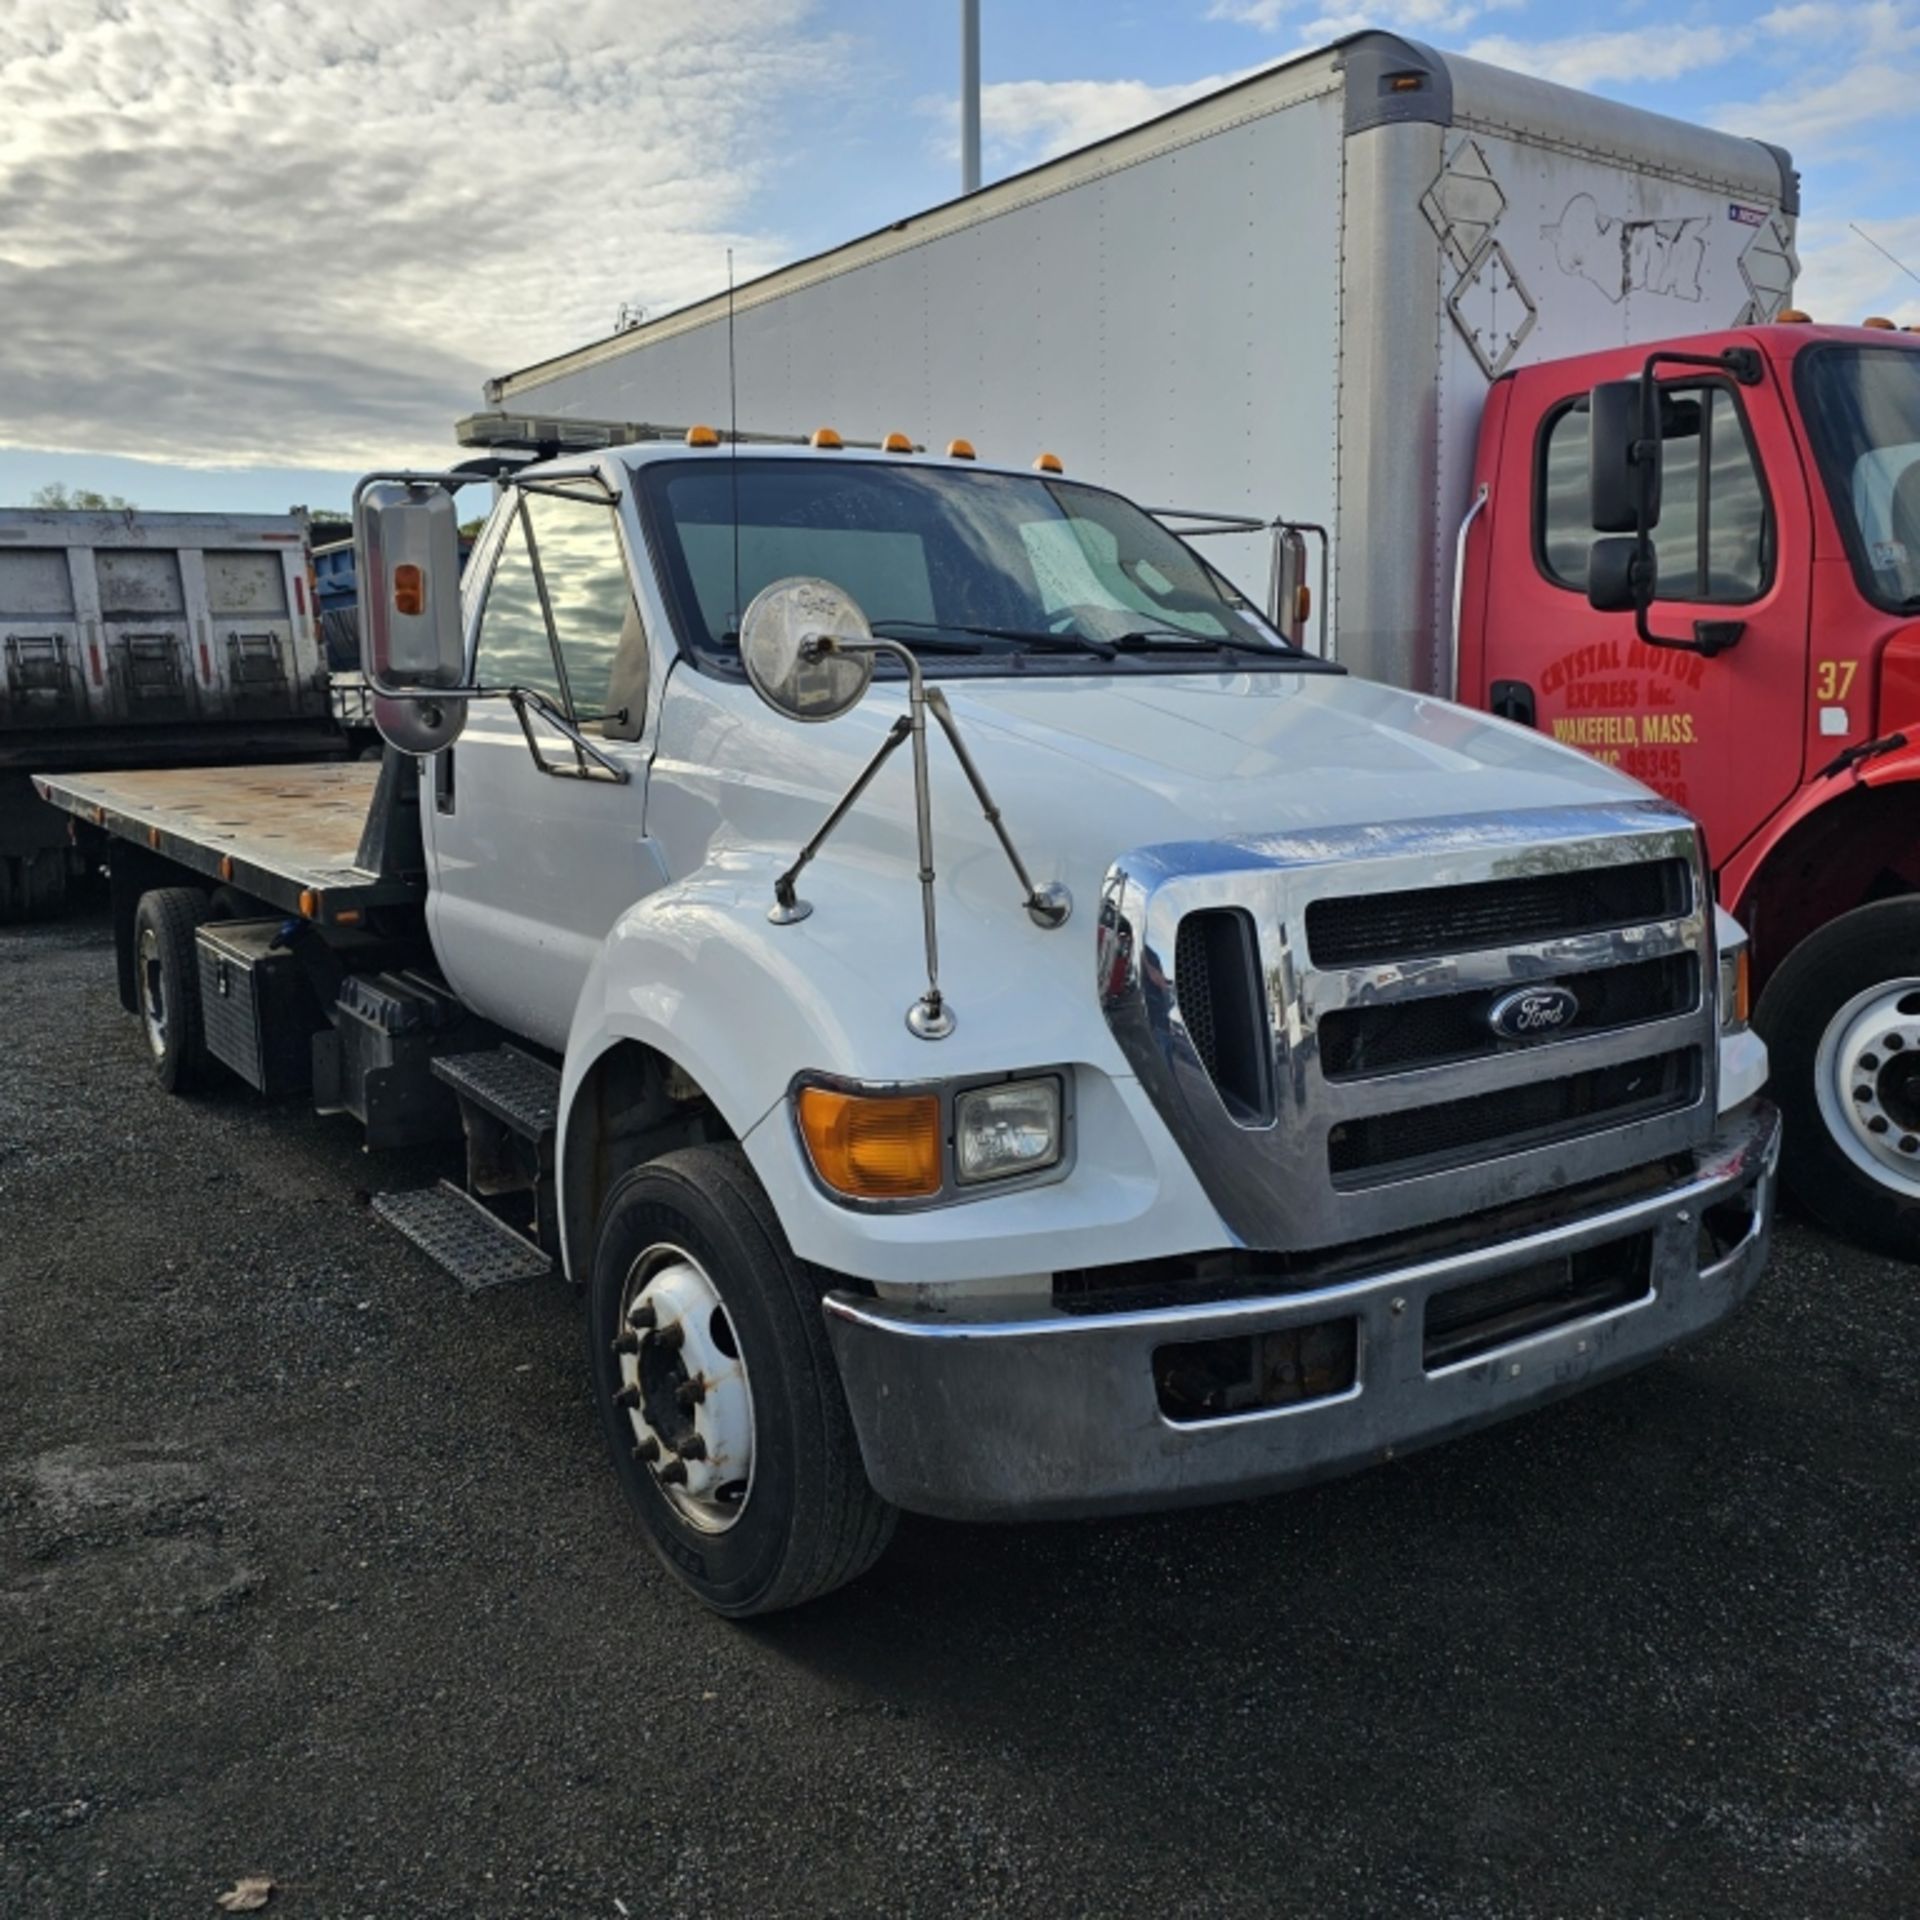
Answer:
[{"left": 38, "top": 425, "right": 1777, "bottom": 1614}]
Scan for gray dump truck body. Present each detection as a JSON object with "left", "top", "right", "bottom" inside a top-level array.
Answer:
[{"left": 0, "top": 508, "right": 335, "bottom": 914}]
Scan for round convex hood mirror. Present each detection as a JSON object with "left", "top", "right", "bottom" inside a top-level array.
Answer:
[{"left": 739, "top": 576, "right": 874, "bottom": 722}]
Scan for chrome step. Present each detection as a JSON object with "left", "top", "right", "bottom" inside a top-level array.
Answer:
[
  {"left": 372, "top": 1179, "right": 551, "bottom": 1291},
  {"left": 431, "top": 1045, "right": 559, "bottom": 1142}
]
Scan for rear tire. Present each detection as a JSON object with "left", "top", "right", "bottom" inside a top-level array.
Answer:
[
  {"left": 132, "top": 888, "right": 213, "bottom": 1095},
  {"left": 1755, "top": 898, "right": 1920, "bottom": 1259},
  {"left": 588, "top": 1144, "right": 896, "bottom": 1615}
]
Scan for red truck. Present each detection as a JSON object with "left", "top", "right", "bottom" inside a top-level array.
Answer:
[{"left": 1457, "top": 319, "right": 1920, "bottom": 1254}]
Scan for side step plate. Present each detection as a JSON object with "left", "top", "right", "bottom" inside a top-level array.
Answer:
[
  {"left": 373, "top": 1180, "right": 551, "bottom": 1292},
  {"left": 431, "top": 1046, "right": 560, "bottom": 1142}
]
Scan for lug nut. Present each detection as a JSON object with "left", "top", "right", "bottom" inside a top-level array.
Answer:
[
  {"left": 611, "top": 1330, "right": 640, "bottom": 1356},
  {"left": 680, "top": 1434, "right": 708, "bottom": 1461},
  {"left": 653, "top": 1320, "right": 685, "bottom": 1353},
  {"left": 613, "top": 1382, "right": 640, "bottom": 1409},
  {"left": 677, "top": 1376, "right": 707, "bottom": 1408},
  {"left": 656, "top": 1458, "right": 688, "bottom": 1486},
  {"left": 626, "top": 1301, "right": 657, "bottom": 1331},
  {"left": 632, "top": 1435, "right": 660, "bottom": 1463}
]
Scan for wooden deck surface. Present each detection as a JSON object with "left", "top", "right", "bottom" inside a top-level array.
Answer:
[{"left": 34, "top": 761, "right": 406, "bottom": 907}]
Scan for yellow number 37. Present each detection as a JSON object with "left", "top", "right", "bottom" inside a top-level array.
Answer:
[{"left": 1816, "top": 659, "right": 1859, "bottom": 701}]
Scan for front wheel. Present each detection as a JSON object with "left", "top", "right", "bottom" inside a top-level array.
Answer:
[
  {"left": 1755, "top": 899, "right": 1920, "bottom": 1259},
  {"left": 587, "top": 1144, "right": 896, "bottom": 1615}
]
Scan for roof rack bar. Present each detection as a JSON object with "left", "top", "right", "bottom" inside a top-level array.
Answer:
[{"left": 454, "top": 412, "right": 911, "bottom": 456}]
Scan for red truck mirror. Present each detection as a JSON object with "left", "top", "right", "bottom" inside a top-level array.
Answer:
[
  {"left": 353, "top": 478, "right": 472, "bottom": 753},
  {"left": 1588, "top": 380, "right": 1661, "bottom": 534}
]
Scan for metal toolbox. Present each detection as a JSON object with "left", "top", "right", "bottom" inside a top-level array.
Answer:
[{"left": 195, "top": 918, "right": 322, "bottom": 1096}]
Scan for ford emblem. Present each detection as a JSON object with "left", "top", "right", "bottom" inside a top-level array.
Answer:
[{"left": 1488, "top": 983, "right": 1580, "bottom": 1041}]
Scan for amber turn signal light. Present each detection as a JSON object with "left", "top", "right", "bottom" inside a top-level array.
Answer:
[
  {"left": 393, "top": 563, "right": 425, "bottom": 616},
  {"left": 796, "top": 1086, "right": 942, "bottom": 1199}
]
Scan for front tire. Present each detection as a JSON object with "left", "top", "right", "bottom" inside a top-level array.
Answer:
[
  {"left": 587, "top": 1144, "right": 896, "bottom": 1615},
  {"left": 1755, "top": 898, "right": 1920, "bottom": 1258}
]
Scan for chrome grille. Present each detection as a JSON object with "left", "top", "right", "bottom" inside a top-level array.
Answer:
[
  {"left": 1305, "top": 858, "right": 1691, "bottom": 966},
  {"left": 1099, "top": 803, "right": 1716, "bottom": 1252}
]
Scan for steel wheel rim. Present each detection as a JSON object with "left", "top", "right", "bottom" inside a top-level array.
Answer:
[
  {"left": 137, "top": 925, "right": 169, "bottom": 1061},
  {"left": 617, "top": 1241, "right": 754, "bottom": 1535},
  {"left": 1814, "top": 976, "right": 1920, "bottom": 1197}
]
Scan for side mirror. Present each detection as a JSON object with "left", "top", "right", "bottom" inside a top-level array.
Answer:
[
  {"left": 739, "top": 577, "right": 875, "bottom": 722},
  {"left": 355, "top": 480, "right": 470, "bottom": 752},
  {"left": 1269, "top": 527, "right": 1311, "bottom": 647},
  {"left": 1588, "top": 380, "right": 1660, "bottom": 535},
  {"left": 1587, "top": 535, "right": 1653, "bottom": 614}
]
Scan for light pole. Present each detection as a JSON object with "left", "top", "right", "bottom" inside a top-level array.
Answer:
[{"left": 960, "top": 0, "right": 981, "bottom": 194}]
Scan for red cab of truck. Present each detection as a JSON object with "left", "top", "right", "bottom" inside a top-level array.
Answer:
[{"left": 1459, "top": 318, "right": 1920, "bottom": 1254}]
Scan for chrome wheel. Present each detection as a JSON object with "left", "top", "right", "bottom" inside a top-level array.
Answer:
[
  {"left": 1814, "top": 977, "right": 1920, "bottom": 1199},
  {"left": 137, "top": 924, "right": 169, "bottom": 1062},
  {"left": 614, "top": 1242, "right": 754, "bottom": 1534}
]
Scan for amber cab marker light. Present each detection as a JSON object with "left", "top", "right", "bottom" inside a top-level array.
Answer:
[
  {"left": 946, "top": 438, "right": 977, "bottom": 460},
  {"left": 1033, "top": 451, "right": 1064, "bottom": 474},
  {"left": 1775, "top": 308, "right": 1813, "bottom": 324},
  {"left": 685, "top": 424, "right": 721, "bottom": 447},
  {"left": 810, "top": 426, "right": 844, "bottom": 449},
  {"left": 796, "top": 1086, "right": 943, "bottom": 1199},
  {"left": 1862, "top": 315, "right": 1897, "bottom": 330},
  {"left": 393, "top": 563, "right": 425, "bottom": 617},
  {"left": 882, "top": 431, "right": 914, "bottom": 454}
]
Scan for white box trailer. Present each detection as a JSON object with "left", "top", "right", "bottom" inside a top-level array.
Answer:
[
  {"left": 483, "top": 30, "right": 1798, "bottom": 696},
  {"left": 0, "top": 508, "right": 333, "bottom": 916}
]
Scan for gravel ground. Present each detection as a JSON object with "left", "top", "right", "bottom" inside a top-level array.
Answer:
[{"left": 2, "top": 907, "right": 1916, "bottom": 1919}]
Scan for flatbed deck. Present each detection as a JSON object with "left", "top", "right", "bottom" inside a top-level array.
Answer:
[{"left": 33, "top": 761, "right": 425, "bottom": 920}]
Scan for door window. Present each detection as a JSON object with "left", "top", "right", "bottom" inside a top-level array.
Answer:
[
  {"left": 1538, "top": 385, "right": 1769, "bottom": 603},
  {"left": 474, "top": 490, "right": 648, "bottom": 737}
]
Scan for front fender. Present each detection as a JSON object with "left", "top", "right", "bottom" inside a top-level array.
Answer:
[
  {"left": 1722, "top": 743, "right": 1920, "bottom": 920},
  {"left": 555, "top": 858, "right": 1228, "bottom": 1285}
]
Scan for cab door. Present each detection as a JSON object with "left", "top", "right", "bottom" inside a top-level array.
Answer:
[
  {"left": 424, "top": 479, "right": 665, "bottom": 1052},
  {"left": 1473, "top": 363, "right": 1812, "bottom": 868}
]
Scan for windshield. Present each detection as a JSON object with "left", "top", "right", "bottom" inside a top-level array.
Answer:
[
  {"left": 1795, "top": 345, "right": 1920, "bottom": 611},
  {"left": 635, "top": 458, "right": 1298, "bottom": 670}
]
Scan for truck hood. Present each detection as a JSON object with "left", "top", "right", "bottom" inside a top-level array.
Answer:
[
  {"left": 657, "top": 663, "right": 1653, "bottom": 918},
  {"left": 934, "top": 668, "right": 1642, "bottom": 841}
]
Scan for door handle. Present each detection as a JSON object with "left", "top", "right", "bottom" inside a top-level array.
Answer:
[
  {"left": 1490, "top": 679, "right": 1536, "bottom": 728},
  {"left": 436, "top": 745, "right": 455, "bottom": 815}
]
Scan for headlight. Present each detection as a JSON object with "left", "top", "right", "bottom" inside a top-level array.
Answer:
[
  {"left": 955, "top": 1077, "right": 1063, "bottom": 1184},
  {"left": 1715, "top": 908, "right": 1751, "bottom": 1033}
]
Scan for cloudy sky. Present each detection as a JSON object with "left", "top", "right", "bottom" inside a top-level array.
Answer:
[{"left": 2, "top": 0, "right": 1916, "bottom": 515}]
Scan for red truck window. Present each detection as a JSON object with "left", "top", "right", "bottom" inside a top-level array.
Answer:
[{"left": 1536, "top": 384, "right": 1771, "bottom": 605}]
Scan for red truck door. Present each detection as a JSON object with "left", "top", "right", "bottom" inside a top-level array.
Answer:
[{"left": 1474, "top": 359, "right": 1812, "bottom": 868}]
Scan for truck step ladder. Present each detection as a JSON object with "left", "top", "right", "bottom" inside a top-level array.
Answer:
[
  {"left": 373, "top": 1181, "right": 552, "bottom": 1292},
  {"left": 431, "top": 1045, "right": 560, "bottom": 1140},
  {"left": 370, "top": 1043, "right": 564, "bottom": 1292}
]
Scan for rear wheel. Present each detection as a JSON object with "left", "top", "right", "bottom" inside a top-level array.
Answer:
[
  {"left": 588, "top": 1144, "right": 895, "bottom": 1615},
  {"left": 1756, "top": 899, "right": 1920, "bottom": 1259},
  {"left": 132, "top": 888, "right": 213, "bottom": 1095}
]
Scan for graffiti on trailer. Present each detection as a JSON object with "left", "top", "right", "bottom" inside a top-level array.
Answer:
[{"left": 1542, "top": 193, "right": 1708, "bottom": 305}]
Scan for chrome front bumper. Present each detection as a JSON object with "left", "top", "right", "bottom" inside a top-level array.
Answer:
[{"left": 822, "top": 1101, "right": 1780, "bottom": 1521}]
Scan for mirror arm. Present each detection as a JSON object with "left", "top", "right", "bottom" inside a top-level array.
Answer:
[
  {"left": 769, "top": 712, "right": 913, "bottom": 921},
  {"left": 509, "top": 686, "right": 630, "bottom": 782},
  {"left": 1632, "top": 599, "right": 1746, "bottom": 659},
  {"left": 924, "top": 687, "right": 1071, "bottom": 928}
]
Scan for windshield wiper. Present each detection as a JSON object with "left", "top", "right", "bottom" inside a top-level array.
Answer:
[
  {"left": 721, "top": 625, "right": 983, "bottom": 654},
  {"left": 1107, "top": 627, "right": 1288, "bottom": 659},
  {"left": 870, "top": 618, "right": 1117, "bottom": 660}
]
